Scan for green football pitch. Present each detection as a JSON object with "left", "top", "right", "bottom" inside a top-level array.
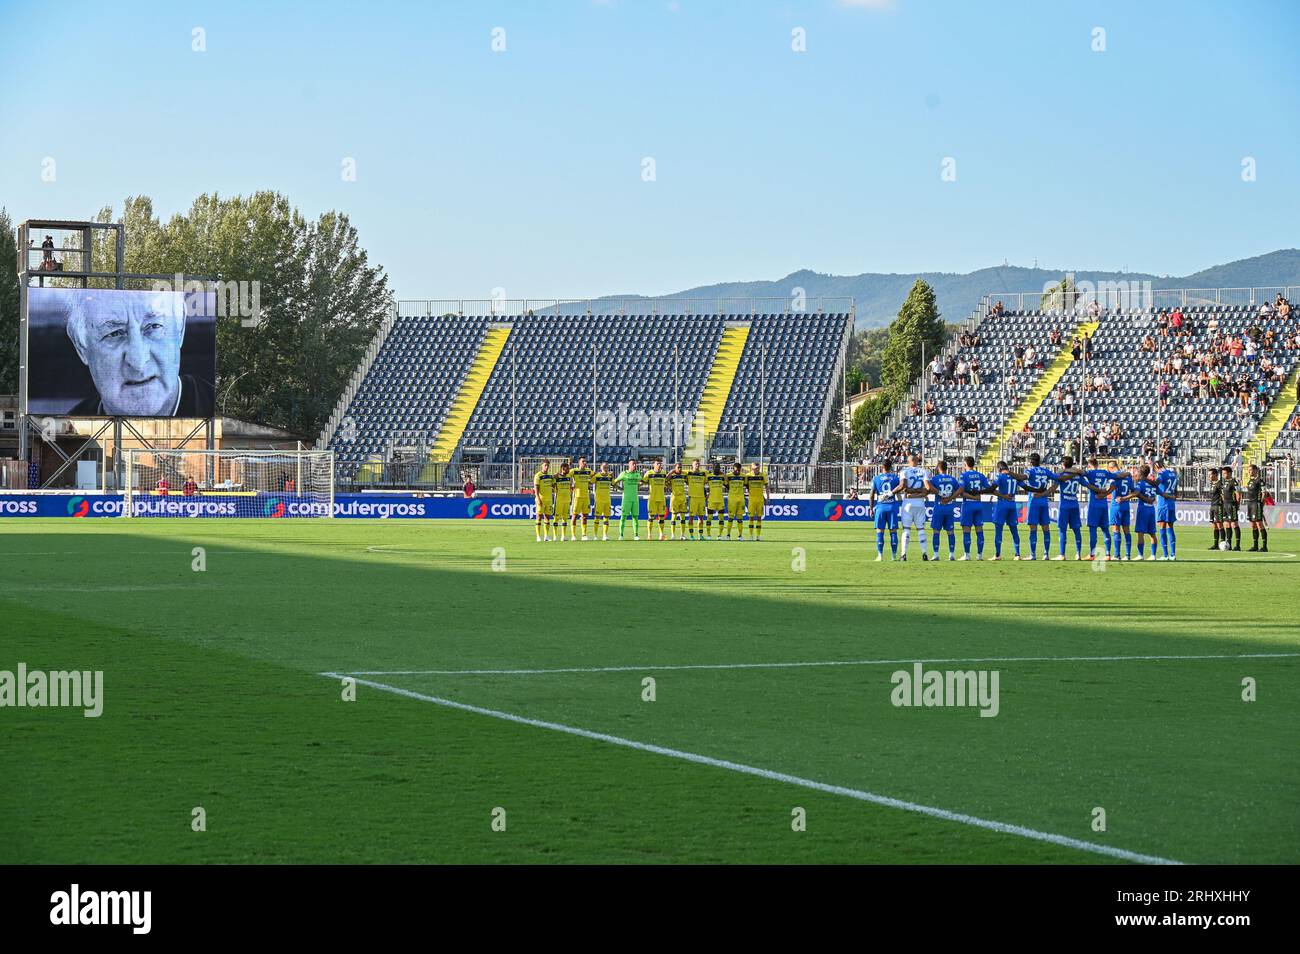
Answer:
[{"left": 2, "top": 517, "right": 1297, "bottom": 864}]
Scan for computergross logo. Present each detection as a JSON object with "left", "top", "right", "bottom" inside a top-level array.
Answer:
[
  {"left": 263, "top": 497, "right": 286, "bottom": 518},
  {"left": 823, "top": 500, "right": 843, "bottom": 521},
  {"left": 467, "top": 500, "right": 488, "bottom": 519},
  {"left": 67, "top": 497, "right": 90, "bottom": 518}
]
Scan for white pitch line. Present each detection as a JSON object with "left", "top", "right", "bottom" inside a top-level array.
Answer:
[
  {"left": 321, "top": 671, "right": 1182, "bottom": 865},
  {"left": 345, "top": 651, "right": 1300, "bottom": 677}
]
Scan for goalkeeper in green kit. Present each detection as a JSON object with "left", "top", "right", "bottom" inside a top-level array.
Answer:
[{"left": 615, "top": 459, "right": 643, "bottom": 541}]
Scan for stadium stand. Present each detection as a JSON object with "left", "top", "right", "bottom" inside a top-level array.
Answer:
[
  {"left": 1024, "top": 305, "right": 1300, "bottom": 463},
  {"left": 321, "top": 307, "right": 852, "bottom": 484},
  {"left": 880, "top": 309, "right": 1090, "bottom": 462},
  {"left": 876, "top": 296, "right": 1300, "bottom": 468},
  {"left": 1269, "top": 404, "right": 1300, "bottom": 458}
]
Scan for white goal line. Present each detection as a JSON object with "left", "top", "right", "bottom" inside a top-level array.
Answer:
[
  {"left": 342, "top": 651, "right": 1300, "bottom": 677},
  {"left": 320, "top": 671, "right": 1184, "bottom": 865}
]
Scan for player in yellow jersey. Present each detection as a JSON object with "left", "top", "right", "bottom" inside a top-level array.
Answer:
[
  {"left": 686, "top": 459, "right": 708, "bottom": 540},
  {"left": 533, "top": 460, "right": 556, "bottom": 541},
  {"left": 569, "top": 456, "right": 594, "bottom": 540},
  {"left": 725, "top": 461, "right": 746, "bottom": 539},
  {"left": 745, "top": 462, "right": 767, "bottom": 540},
  {"left": 668, "top": 462, "right": 689, "bottom": 540},
  {"left": 705, "top": 462, "right": 727, "bottom": 537},
  {"left": 553, "top": 461, "right": 574, "bottom": 541},
  {"left": 592, "top": 463, "right": 614, "bottom": 541},
  {"left": 644, "top": 459, "right": 668, "bottom": 540}
]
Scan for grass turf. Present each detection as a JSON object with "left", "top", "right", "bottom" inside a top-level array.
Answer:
[{"left": 1, "top": 517, "right": 1296, "bottom": 864}]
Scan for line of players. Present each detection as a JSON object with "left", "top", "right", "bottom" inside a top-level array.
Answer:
[
  {"left": 868, "top": 452, "right": 1193, "bottom": 562},
  {"left": 532, "top": 457, "right": 769, "bottom": 541}
]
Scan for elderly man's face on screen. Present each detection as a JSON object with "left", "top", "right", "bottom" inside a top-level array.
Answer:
[{"left": 68, "top": 292, "right": 186, "bottom": 416}]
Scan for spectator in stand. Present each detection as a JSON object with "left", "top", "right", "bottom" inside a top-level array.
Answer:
[
  {"left": 156, "top": 475, "right": 170, "bottom": 496},
  {"left": 1071, "top": 338, "right": 1082, "bottom": 362},
  {"left": 924, "top": 397, "right": 937, "bottom": 416},
  {"left": 182, "top": 477, "right": 198, "bottom": 496},
  {"left": 1157, "top": 378, "right": 1169, "bottom": 411},
  {"left": 1088, "top": 299, "right": 1101, "bottom": 318},
  {"left": 1156, "top": 310, "right": 1170, "bottom": 337},
  {"left": 1024, "top": 344, "right": 1039, "bottom": 369},
  {"left": 463, "top": 472, "right": 476, "bottom": 498},
  {"left": 1159, "top": 437, "right": 1173, "bottom": 460},
  {"left": 1085, "top": 425, "right": 1098, "bottom": 455},
  {"left": 991, "top": 300, "right": 1005, "bottom": 317},
  {"left": 1049, "top": 326, "right": 1062, "bottom": 346},
  {"left": 1084, "top": 334, "right": 1094, "bottom": 359},
  {"left": 1005, "top": 372, "right": 1018, "bottom": 395},
  {"left": 1064, "top": 387, "right": 1077, "bottom": 419},
  {"left": 1170, "top": 307, "right": 1184, "bottom": 335},
  {"left": 909, "top": 399, "right": 921, "bottom": 416},
  {"left": 929, "top": 354, "right": 943, "bottom": 382},
  {"left": 1142, "top": 437, "right": 1155, "bottom": 458}
]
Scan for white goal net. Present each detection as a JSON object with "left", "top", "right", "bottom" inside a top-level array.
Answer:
[{"left": 122, "top": 449, "right": 335, "bottom": 518}]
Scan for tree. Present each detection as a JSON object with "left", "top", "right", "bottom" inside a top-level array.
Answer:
[
  {"left": 0, "top": 209, "right": 18, "bottom": 394},
  {"left": 92, "top": 193, "right": 394, "bottom": 436},
  {"left": 845, "top": 325, "right": 890, "bottom": 393},
  {"left": 851, "top": 394, "right": 887, "bottom": 448},
  {"left": 879, "top": 279, "right": 945, "bottom": 397}
]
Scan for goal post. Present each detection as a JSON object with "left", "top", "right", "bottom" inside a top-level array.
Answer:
[{"left": 122, "top": 449, "right": 335, "bottom": 518}]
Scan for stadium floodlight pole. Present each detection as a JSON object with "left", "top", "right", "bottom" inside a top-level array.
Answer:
[
  {"left": 511, "top": 342, "right": 517, "bottom": 493},
  {"left": 592, "top": 343, "right": 597, "bottom": 466},
  {"left": 840, "top": 330, "right": 848, "bottom": 491},
  {"left": 920, "top": 340, "right": 926, "bottom": 461},
  {"left": 1079, "top": 341, "right": 1087, "bottom": 457},
  {"left": 760, "top": 343, "right": 766, "bottom": 465},
  {"left": 676, "top": 348, "right": 686, "bottom": 467},
  {"left": 1001, "top": 346, "right": 1007, "bottom": 462},
  {"left": 1156, "top": 334, "right": 1162, "bottom": 460}
]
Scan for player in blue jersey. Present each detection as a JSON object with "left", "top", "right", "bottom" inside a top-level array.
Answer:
[
  {"left": 1081, "top": 455, "right": 1116, "bottom": 560},
  {"left": 928, "top": 459, "right": 961, "bottom": 561},
  {"left": 989, "top": 461, "right": 1023, "bottom": 560},
  {"left": 897, "top": 453, "right": 932, "bottom": 562},
  {"left": 1154, "top": 458, "right": 1178, "bottom": 560},
  {"left": 1050, "top": 456, "right": 1086, "bottom": 560},
  {"left": 1010, "top": 453, "right": 1055, "bottom": 560},
  {"left": 1132, "top": 464, "right": 1159, "bottom": 560},
  {"left": 956, "top": 455, "right": 990, "bottom": 560},
  {"left": 869, "top": 459, "right": 902, "bottom": 562},
  {"left": 1106, "top": 460, "right": 1138, "bottom": 561}
]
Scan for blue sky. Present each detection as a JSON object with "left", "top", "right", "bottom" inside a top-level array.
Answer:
[{"left": 2, "top": 0, "right": 1297, "bottom": 297}]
